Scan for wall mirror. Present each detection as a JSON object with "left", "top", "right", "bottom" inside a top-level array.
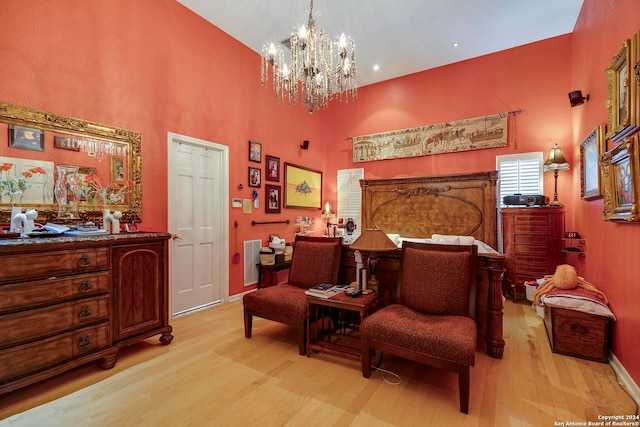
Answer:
[{"left": 0, "top": 102, "right": 142, "bottom": 223}]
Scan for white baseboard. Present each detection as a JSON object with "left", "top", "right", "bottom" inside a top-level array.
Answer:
[{"left": 609, "top": 351, "right": 640, "bottom": 408}]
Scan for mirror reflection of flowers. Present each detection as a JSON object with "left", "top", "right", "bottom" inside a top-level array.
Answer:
[
  {"left": 82, "top": 174, "right": 132, "bottom": 206},
  {"left": 0, "top": 162, "right": 47, "bottom": 207}
]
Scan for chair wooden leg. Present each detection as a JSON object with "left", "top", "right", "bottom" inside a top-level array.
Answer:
[
  {"left": 244, "top": 309, "right": 252, "bottom": 339},
  {"left": 458, "top": 365, "right": 470, "bottom": 414},
  {"left": 297, "top": 322, "right": 306, "bottom": 356},
  {"left": 361, "top": 339, "right": 372, "bottom": 378}
]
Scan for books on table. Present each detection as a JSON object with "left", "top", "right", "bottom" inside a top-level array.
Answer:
[{"left": 305, "top": 283, "right": 344, "bottom": 299}]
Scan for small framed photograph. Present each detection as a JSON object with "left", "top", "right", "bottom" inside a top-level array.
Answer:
[
  {"left": 580, "top": 124, "right": 606, "bottom": 200},
  {"left": 232, "top": 198, "right": 242, "bottom": 208},
  {"left": 265, "top": 184, "right": 281, "bottom": 214},
  {"left": 53, "top": 136, "right": 79, "bottom": 151},
  {"left": 9, "top": 125, "right": 44, "bottom": 152},
  {"left": 111, "top": 156, "right": 125, "bottom": 183},
  {"left": 265, "top": 155, "right": 280, "bottom": 182},
  {"left": 249, "top": 140, "right": 261, "bottom": 163},
  {"left": 248, "top": 167, "right": 261, "bottom": 187}
]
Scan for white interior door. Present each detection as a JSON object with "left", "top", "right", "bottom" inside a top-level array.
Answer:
[{"left": 167, "top": 132, "right": 229, "bottom": 316}]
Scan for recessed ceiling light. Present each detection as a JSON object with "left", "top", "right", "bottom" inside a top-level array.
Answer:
[
  {"left": 373, "top": 64, "right": 380, "bottom": 71},
  {"left": 453, "top": 42, "right": 459, "bottom": 47}
]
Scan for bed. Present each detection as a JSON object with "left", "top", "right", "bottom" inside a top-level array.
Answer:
[{"left": 337, "top": 171, "right": 506, "bottom": 358}]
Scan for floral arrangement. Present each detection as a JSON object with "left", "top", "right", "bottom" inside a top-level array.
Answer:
[
  {"left": 0, "top": 162, "right": 47, "bottom": 207},
  {"left": 82, "top": 173, "right": 131, "bottom": 207}
]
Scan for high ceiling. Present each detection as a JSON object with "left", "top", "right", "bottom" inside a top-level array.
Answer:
[{"left": 176, "top": 0, "right": 583, "bottom": 87}]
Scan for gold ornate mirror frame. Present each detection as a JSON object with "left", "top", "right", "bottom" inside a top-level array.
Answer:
[{"left": 0, "top": 102, "right": 142, "bottom": 223}]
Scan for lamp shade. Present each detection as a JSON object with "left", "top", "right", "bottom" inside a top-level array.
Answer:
[
  {"left": 349, "top": 229, "right": 398, "bottom": 252},
  {"left": 321, "top": 200, "right": 335, "bottom": 218},
  {"left": 543, "top": 144, "right": 570, "bottom": 171}
]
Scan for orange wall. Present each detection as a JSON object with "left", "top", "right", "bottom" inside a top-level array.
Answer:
[
  {"left": 1, "top": 0, "right": 639, "bottom": 386},
  {"left": 324, "top": 0, "right": 640, "bottom": 385},
  {"left": 0, "top": 0, "right": 328, "bottom": 297}
]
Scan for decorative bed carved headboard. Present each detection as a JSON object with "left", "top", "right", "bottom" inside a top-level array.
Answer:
[{"left": 360, "top": 171, "right": 499, "bottom": 249}]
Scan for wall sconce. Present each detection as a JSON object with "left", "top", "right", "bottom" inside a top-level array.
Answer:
[
  {"left": 321, "top": 200, "right": 336, "bottom": 237},
  {"left": 568, "top": 90, "right": 589, "bottom": 107},
  {"left": 300, "top": 140, "right": 309, "bottom": 150},
  {"left": 543, "top": 144, "right": 570, "bottom": 206}
]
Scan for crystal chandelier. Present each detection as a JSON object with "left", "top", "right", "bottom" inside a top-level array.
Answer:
[{"left": 261, "top": 0, "right": 357, "bottom": 113}]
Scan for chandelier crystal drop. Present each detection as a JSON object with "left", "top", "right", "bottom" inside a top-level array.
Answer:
[{"left": 261, "top": 0, "right": 357, "bottom": 113}]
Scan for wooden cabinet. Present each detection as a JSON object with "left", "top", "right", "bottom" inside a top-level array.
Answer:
[
  {"left": 0, "top": 233, "right": 171, "bottom": 394},
  {"left": 112, "top": 240, "right": 173, "bottom": 347},
  {"left": 501, "top": 207, "right": 565, "bottom": 301}
]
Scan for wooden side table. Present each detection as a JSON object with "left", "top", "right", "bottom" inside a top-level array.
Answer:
[
  {"left": 306, "top": 291, "right": 379, "bottom": 360},
  {"left": 256, "top": 260, "right": 291, "bottom": 289}
]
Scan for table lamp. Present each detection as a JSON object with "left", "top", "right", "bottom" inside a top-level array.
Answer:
[
  {"left": 321, "top": 200, "right": 336, "bottom": 237},
  {"left": 349, "top": 229, "right": 398, "bottom": 292},
  {"left": 543, "top": 143, "right": 570, "bottom": 206}
]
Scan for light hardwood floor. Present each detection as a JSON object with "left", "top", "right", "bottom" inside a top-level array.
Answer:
[{"left": 0, "top": 299, "right": 636, "bottom": 426}]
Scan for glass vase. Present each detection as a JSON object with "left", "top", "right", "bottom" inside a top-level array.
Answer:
[{"left": 54, "top": 165, "right": 81, "bottom": 220}]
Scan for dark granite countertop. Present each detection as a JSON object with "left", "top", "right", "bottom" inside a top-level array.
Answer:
[{"left": 0, "top": 232, "right": 171, "bottom": 247}]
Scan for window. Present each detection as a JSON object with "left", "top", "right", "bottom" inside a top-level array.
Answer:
[
  {"left": 496, "top": 152, "right": 544, "bottom": 208},
  {"left": 496, "top": 152, "right": 543, "bottom": 252},
  {"left": 337, "top": 168, "right": 364, "bottom": 244}
]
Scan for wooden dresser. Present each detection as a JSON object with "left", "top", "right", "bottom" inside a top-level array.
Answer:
[
  {"left": 501, "top": 207, "right": 565, "bottom": 301},
  {"left": 0, "top": 232, "right": 172, "bottom": 394}
]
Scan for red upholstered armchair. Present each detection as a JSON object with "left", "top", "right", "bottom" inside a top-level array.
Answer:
[
  {"left": 360, "top": 242, "right": 478, "bottom": 414},
  {"left": 243, "top": 236, "right": 342, "bottom": 355}
]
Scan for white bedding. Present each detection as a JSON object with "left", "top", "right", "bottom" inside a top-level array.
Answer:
[{"left": 392, "top": 234, "right": 499, "bottom": 254}]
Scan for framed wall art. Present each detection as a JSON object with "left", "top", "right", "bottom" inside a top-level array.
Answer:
[
  {"left": 111, "top": 156, "right": 125, "bottom": 183},
  {"left": 283, "top": 162, "right": 322, "bottom": 209},
  {"left": 249, "top": 140, "right": 261, "bottom": 163},
  {"left": 580, "top": 124, "right": 606, "bottom": 200},
  {"left": 248, "top": 167, "right": 261, "bottom": 187},
  {"left": 53, "top": 136, "right": 79, "bottom": 151},
  {"left": 601, "top": 136, "right": 639, "bottom": 222},
  {"left": 606, "top": 39, "right": 632, "bottom": 141},
  {"left": 265, "top": 184, "right": 281, "bottom": 214},
  {"left": 9, "top": 125, "right": 44, "bottom": 152},
  {"left": 265, "top": 155, "right": 280, "bottom": 182}
]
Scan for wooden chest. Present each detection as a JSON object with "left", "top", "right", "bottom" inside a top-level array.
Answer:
[{"left": 544, "top": 306, "right": 611, "bottom": 363}]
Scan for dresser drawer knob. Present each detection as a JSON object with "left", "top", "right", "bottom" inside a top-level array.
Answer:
[
  {"left": 78, "top": 335, "right": 91, "bottom": 349},
  {"left": 79, "top": 305, "right": 92, "bottom": 319},
  {"left": 79, "top": 280, "right": 92, "bottom": 293},
  {"left": 570, "top": 323, "right": 588, "bottom": 334},
  {"left": 78, "top": 254, "right": 91, "bottom": 268}
]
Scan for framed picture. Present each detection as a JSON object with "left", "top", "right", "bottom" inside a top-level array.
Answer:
[
  {"left": 249, "top": 140, "right": 261, "bottom": 163},
  {"left": 9, "top": 125, "right": 44, "bottom": 152},
  {"left": 601, "top": 136, "right": 640, "bottom": 222},
  {"left": 248, "top": 167, "right": 261, "bottom": 187},
  {"left": 265, "top": 184, "right": 281, "bottom": 214},
  {"left": 111, "top": 156, "right": 125, "bottom": 183},
  {"left": 283, "top": 163, "right": 322, "bottom": 209},
  {"left": 265, "top": 155, "right": 280, "bottom": 182},
  {"left": 580, "top": 124, "right": 606, "bottom": 200},
  {"left": 53, "top": 136, "right": 79, "bottom": 151},
  {"left": 606, "top": 39, "right": 632, "bottom": 140}
]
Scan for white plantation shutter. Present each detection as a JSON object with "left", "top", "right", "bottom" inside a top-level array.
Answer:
[
  {"left": 497, "top": 153, "right": 544, "bottom": 208},
  {"left": 337, "top": 168, "right": 363, "bottom": 243}
]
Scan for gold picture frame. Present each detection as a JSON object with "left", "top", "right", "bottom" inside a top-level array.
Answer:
[
  {"left": 601, "top": 136, "right": 640, "bottom": 222},
  {"left": 580, "top": 124, "right": 606, "bottom": 200},
  {"left": 606, "top": 39, "right": 632, "bottom": 141}
]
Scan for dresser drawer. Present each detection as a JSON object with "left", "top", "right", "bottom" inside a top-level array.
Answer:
[
  {"left": 0, "top": 272, "right": 110, "bottom": 312},
  {"left": 0, "top": 296, "right": 110, "bottom": 347},
  {"left": 514, "top": 234, "right": 549, "bottom": 245},
  {"left": 0, "top": 248, "right": 109, "bottom": 282},
  {"left": 0, "top": 322, "right": 111, "bottom": 381},
  {"left": 514, "top": 244, "right": 549, "bottom": 256}
]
